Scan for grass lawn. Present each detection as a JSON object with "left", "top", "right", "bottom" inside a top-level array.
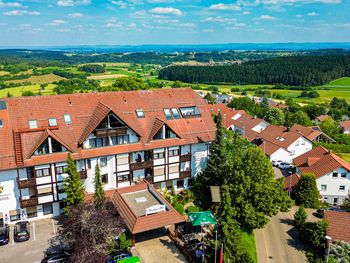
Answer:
[
  {"left": 326, "top": 77, "right": 350, "bottom": 86},
  {"left": 0, "top": 84, "right": 56, "bottom": 98},
  {"left": 336, "top": 153, "right": 350, "bottom": 162},
  {"left": 241, "top": 230, "right": 258, "bottom": 263},
  {"left": 5, "top": 73, "right": 65, "bottom": 85}
]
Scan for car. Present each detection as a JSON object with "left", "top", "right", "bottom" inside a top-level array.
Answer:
[
  {"left": 0, "top": 224, "right": 10, "bottom": 245},
  {"left": 107, "top": 251, "right": 132, "bottom": 263},
  {"left": 41, "top": 253, "right": 68, "bottom": 263},
  {"left": 272, "top": 160, "right": 283, "bottom": 167},
  {"left": 14, "top": 221, "right": 30, "bottom": 242},
  {"left": 278, "top": 162, "right": 292, "bottom": 170}
]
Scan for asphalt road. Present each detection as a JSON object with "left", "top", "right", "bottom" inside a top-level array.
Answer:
[
  {"left": 0, "top": 218, "right": 58, "bottom": 263},
  {"left": 255, "top": 209, "right": 307, "bottom": 263}
]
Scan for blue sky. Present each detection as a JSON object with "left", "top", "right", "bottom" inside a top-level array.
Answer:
[{"left": 0, "top": 0, "right": 349, "bottom": 46}]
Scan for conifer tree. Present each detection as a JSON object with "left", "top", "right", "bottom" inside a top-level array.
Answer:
[
  {"left": 64, "top": 153, "right": 84, "bottom": 212},
  {"left": 293, "top": 173, "right": 320, "bottom": 208},
  {"left": 93, "top": 164, "right": 105, "bottom": 208}
]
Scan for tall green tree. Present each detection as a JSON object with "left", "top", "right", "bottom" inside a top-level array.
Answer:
[
  {"left": 292, "top": 173, "right": 320, "bottom": 208},
  {"left": 64, "top": 153, "right": 84, "bottom": 212},
  {"left": 93, "top": 164, "right": 105, "bottom": 208},
  {"left": 286, "top": 110, "right": 312, "bottom": 127},
  {"left": 320, "top": 117, "right": 340, "bottom": 137},
  {"left": 294, "top": 205, "right": 307, "bottom": 231},
  {"left": 265, "top": 108, "right": 285, "bottom": 125}
]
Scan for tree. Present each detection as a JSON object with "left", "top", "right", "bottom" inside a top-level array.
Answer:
[
  {"left": 64, "top": 153, "right": 84, "bottom": 212},
  {"left": 265, "top": 108, "right": 285, "bottom": 125},
  {"left": 294, "top": 205, "right": 307, "bottom": 231},
  {"left": 329, "top": 241, "right": 350, "bottom": 262},
  {"left": 292, "top": 173, "right": 320, "bottom": 208},
  {"left": 286, "top": 110, "right": 312, "bottom": 127},
  {"left": 204, "top": 92, "right": 215, "bottom": 104},
  {"left": 93, "top": 164, "right": 105, "bottom": 209},
  {"left": 300, "top": 220, "right": 328, "bottom": 254},
  {"left": 194, "top": 112, "right": 226, "bottom": 209},
  {"left": 341, "top": 198, "right": 350, "bottom": 211},
  {"left": 320, "top": 117, "right": 340, "bottom": 137},
  {"left": 46, "top": 203, "right": 125, "bottom": 263},
  {"left": 112, "top": 76, "right": 148, "bottom": 91}
]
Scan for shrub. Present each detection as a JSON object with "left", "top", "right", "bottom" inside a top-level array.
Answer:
[
  {"left": 187, "top": 206, "right": 200, "bottom": 213},
  {"left": 292, "top": 173, "right": 320, "bottom": 209},
  {"left": 174, "top": 203, "right": 184, "bottom": 215},
  {"left": 118, "top": 233, "right": 132, "bottom": 250},
  {"left": 294, "top": 206, "right": 307, "bottom": 231}
]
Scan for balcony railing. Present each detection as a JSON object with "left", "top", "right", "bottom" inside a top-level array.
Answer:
[
  {"left": 95, "top": 127, "right": 127, "bottom": 137},
  {"left": 180, "top": 154, "right": 192, "bottom": 162},
  {"left": 180, "top": 170, "right": 191, "bottom": 179},
  {"left": 130, "top": 160, "right": 153, "bottom": 170},
  {"left": 79, "top": 170, "right": 87, "bottom": 179},
  {"left": 17, "top": 178, "right": 36, "bottom": 189},
  {"left": 20, "top": 197, "right": 39, "bottom": 208}
]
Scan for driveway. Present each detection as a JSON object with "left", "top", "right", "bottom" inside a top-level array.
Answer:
[
  {"left": 133, "top": 228, "right": 188, "bottom": 263},
  {"left": 254, "top": 208, "right": 307, "bottom": 263},
  {"left": 0, "top": 217, "right": 59, "bottom": 263}
]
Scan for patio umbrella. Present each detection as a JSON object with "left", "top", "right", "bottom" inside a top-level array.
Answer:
[{"left": 187, "top": 211, "right": 217, "bottom": 227}]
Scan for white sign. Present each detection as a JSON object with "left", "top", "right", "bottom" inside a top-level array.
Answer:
[{"left": 145, "top": 204, "right": 165, "bottom": 216}]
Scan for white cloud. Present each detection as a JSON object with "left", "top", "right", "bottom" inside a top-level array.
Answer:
[
  {"left": 56, "top": 28, "right": 72, "bottom": 32},
  {"left": 202, "top": 28, "right": 214, "bottom": 32},
  {"left": 149, "top": 7, "right": 183, "bottom": 16},
  {"left": 57, "top": 0, "right": 90, "bottom": 7},
  {"left": 208, "top": 3, "right": 241, "bottom": 10},
  {"left": 307, "top": 11, "right": 318, "bottom": 16},
  {"left": 204, "top": 16, "right": 237, "bottom": 23},
  {"left": 295, "top": 14, "right": 303, "bottom": 17},
  {"left": 260, "top": 14, "right": 277, "bottom": 20},
  {"left": 3, "top": 10, "right": 40, "bottom": 16},
  {"left": 0, "top": 1, "right": 24, "bottom": 8},
  {"left": 68, "top": 12, "right": 83, "bottom": 18},
  {"left": 111, "top": 0, "right": 128, "bottom": 8},
  {"left": 261, "top": 0, "right": 341, "bottom": 4},
  {"left": 179, "top": 22, "right": 196, "bottom": 28},
  {"left": 48, "top": 19, "right": 67, "bottom": 26},
  {"left": 242, "top": 11, "right": 251, "bottom": 14},
  {"left": 147, "top": 0, "right": 175, "bottom": 2}
]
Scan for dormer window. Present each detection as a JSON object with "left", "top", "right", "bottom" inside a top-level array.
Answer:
[
  {"left": 136, "top": 109, "right": 145, "bottom": 118},
  {"left": 49, "top": 118, "right": 57, "bottom": 127},
  {"left": 34, "top": 137, "right": 67, "bottom": 155},
  {"left": 171, "top": 108, "right": 181, "bottom": 119},
  {"left": 164, "top": 109, "right": 173, "bottom": 120},
  {"left": 179, "top": 106, "right": 201, "bottom": 118},
  {"left": 29, "top": 120, "right": 38, "bottom": 129},
  {"left": 0, "top": 119, "right": 3, "bottom": 128},
  {"left": 64, "top": 114, "right": 71, "bottom": 124}
]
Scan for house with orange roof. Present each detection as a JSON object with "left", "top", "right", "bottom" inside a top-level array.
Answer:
[
  {"left": 340, "top": 120, "right": 350, "bottom": 134},
  {"left": 290, "top": 124, "right": 335, "bottom": 143},
  {"left": 0, "top": 88, "right": 216, "bottom": 223},
  {"left": 293, "top": 146, "right": 350, "bottom": 206}
]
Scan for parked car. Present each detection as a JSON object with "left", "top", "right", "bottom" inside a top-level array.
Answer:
[
  {"left": 107, "top": 250, "right": 132, "bottom": 263},
  {"left": 278, "top": 162, "right": 292, "bottom": 170},
  {"left": 14, "top": 221, "right": 30, "bottom": 242},
  {"left": 272, "top": 160, "right": 283, "bottom": 167},
  {"left": 0, "top": 224, "right": 10, "bottom": 245},
  {"left": 41, "top": 253, "right": 68, "bottom": 263}
]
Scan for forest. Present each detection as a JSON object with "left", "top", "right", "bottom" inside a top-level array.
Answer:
[{"left": 159, "top": 55, "right": 350, "bottom": 86}]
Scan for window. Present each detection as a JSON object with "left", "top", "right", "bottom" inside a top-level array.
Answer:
[
  {"left": 321, "top": 184, "right": 327, "bottom": 191},
  {"left": 26, "top": 206, "right": 37, "bottom": 218},
  {"left": 101, "top": 173, "right": 108, "bottom": 184},
  {"left": 301, "top": 140, "right": 306, "bottom": 145},
  {"left": 59, "top": 202, "right": 66, "bottom": 210},
  {"left": 339, "top": 185, "right": 345, "bottom": 191},
  {"left": 37, "top": 186, "right": 52, "bottom": 195},
  {"left": 87, "top": 159, "right": 92, "bottom": 169},
  {"left": 29, "top": 120, "right": 38, "bottom": 129},
  {"left": 341, "top": 173, "right": 347, "bottom": 178},
  {"left": 169, "top": 164, "right": 179, "bottom": 174},
  {"left": 100, "top": 157, "right": 108, "bottom": 167},
  {"left": 9, "top": 210, "right": 20, "bottom": 222},
  {"left": 35, "top": 168, "right": 50, "bottom": 177},
  {"left": 0, "top": 119, "right": 3, "bottom": 128},
  {"left": 177, "top": 179, "right": 184, "bottom": 189},
  {"left": 154, "top": 151, "right": 165, "bottom": 159},
  {"left": 171, "top": 108, "right": 181, "bottom": 119},
  {"left": 169, "top": 149, "right": 179, "bottom": 157},
  {"left": 117, "top": 174, "right": 129, "bottom": 182},
  {"left": 43, "top": 203, "right": 53, "bottom": 215},
  {"left": 49, "top": 118, "right": 57, "bottom": 127},
  {"left": 34, "top": 139, "right": 49, "bottom": 155},
  {"left": 136, "top": 109, "right": 145, "bottom": 118},
  {"left": 56, "top": 165, "right": 68, "bottom": 175},
  {"left": 188, "top": 178, "right": 194, "bottom": 187},
  {"left": 332, "top": 172, "right": 338, "bottom": 178},
  {"left": 51, "top": 138, "right": 67, "bottom": 153},
  {"left": 0, "top": 101, "right": 7, "bottom": 110},
  {"left": 289, "top": 150, "right": 295, "bottom": 156},
  {"left": 164, "top": 109, "right": 173, "bottom": 120},
  {"left": 295, "top": 140, "right": 300, "bottom": 146},
  {"left": 333, "top": 198, "right": 338, "bottom": 205},
  {"left": 179, "top": 106, "right": 200, "bottom": 118},
  {"left": 64, "top": 114, "right": 71, "bottom": 124}
]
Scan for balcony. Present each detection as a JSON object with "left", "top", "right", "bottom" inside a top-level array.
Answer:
[
  {"left": 17, "top": 178, "right": 36, "bottom": 189},
  {"left": 144, "top": 176, "right": 153, "bottom": 184},
  {"left": 130, "top": 160, "right": 153, "bottom": 170},
  {"left": 180, "top": 170, "right": 191, "bottom": 179},
  {"left": 79, "top": 170, "right": 87, "bottom": 179},
  {"left": 95, "top": 127, "right": 127, "bottom": 137},
  {"left": 20, "top": 197, "right": 39, "bottom": 208},
  {"left": 180, "top": 154, "right": 192, "bottom": 162}
]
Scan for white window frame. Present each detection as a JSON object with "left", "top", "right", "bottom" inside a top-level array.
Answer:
[
  {"left": 29, "top": 120, "right": 38, "bottom": 129},
  {"left": 63, "top": 114, "right": 71, "bottom": 124},
  {"left": 100, "top": 156, "right": 108, "bottom": 167},
  {"left": 339, "top": 185, "right": 345, "bottom": 191},
  {"left": 49, "top": 118, "right": 58, "bottom": 127},
  {"left": 136, "top": 109, "right": 145, "bottom": 118}
]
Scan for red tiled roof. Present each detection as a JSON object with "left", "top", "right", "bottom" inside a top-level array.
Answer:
[
  {"left": 324, "top": 211, "right": 350, "bottom": 243},
  {"left": 283, "top": 173, "right": 300, "bottom": 189},
  {"left": 290, "top": 124, "right": 322, "bottom": 141},
  {"left": 259, "top": 125, "right": 304, "bottom": 149},
  {"left": 110, "top": 182, "right": 185, "bottom": 234},
  {"left": 294, "top": 146, "right": 350, "bottom": 178},
  {"left": 316, "top": 115, "right": 330, "bottom": 122},
  {"left": 0, "top": 88, "right": 216, "bottom": 171},
  {"left": 340, "top": 120, "right": 350, "bottom": 131},
  {"left": 204, "top": 104, "right": 245, "bottom": 129}
]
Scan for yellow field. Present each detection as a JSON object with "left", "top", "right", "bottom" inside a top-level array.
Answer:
[
  {"left": 5, "top": 73, "right": 65, "bottom": 85},
  {"left": 0, "top": 84, "right": 56, "bottom": 98},
  {"left": 87, "top": 74, "right": 127, "bottom": 80},
  {"left": 0, "top": 70, "right": 9, "bottom": 76}
]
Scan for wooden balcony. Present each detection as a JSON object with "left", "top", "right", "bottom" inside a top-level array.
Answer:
[
  {"left": 95, "top": 127, "right": 127, "bottom": 137},
  {"left": 17, "top": 178, "right": 36, "bottom": 189},
  {"left": 180, "top": 170, "right": 191, "bottom": 179},
  {"left": 20, "top": 197, "right": 39, "bottom": 208},
  {"left": 130, "top": 160, "right": 153, "bottom": 170},
  {"left": 180, "top": 154, "right": 192, "bottom": 162},
  {"left": 144, "top": 176, "right": 153, "bottom": 184},
  {"left": 79, "top": 170, "right": 87, "bottom": 179}
]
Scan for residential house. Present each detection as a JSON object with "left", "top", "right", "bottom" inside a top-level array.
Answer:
[
  {"left": 324, "top": 210, "right": 350, "bottom": 243},
  {"left": 0, "top": 88, "right": 216, "bottom": 224},
  {"left": 290, "top": 124, "right": 335, "bottom": 143},
  {"left": 340, "top": 120, "right": 350, "bottom": 134},
  {"left": 293, "top": 146, "right": 350, "bottom": 206},
  {"left": 315, "top": 114, "right": 330, "bottom": 123}
]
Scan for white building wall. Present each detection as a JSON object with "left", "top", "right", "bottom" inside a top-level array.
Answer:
[
  {"left": 270, "top": 148, "right": 291, "bottom": 163},
  {"left": 0, "top": 169, "right": 20, "bottom": 220},
  {"left": 191, "top": 143, "right": 209, "bottom": 177},
  {"left": 287, "top": 137, "right": 313, "bottom": 161}
]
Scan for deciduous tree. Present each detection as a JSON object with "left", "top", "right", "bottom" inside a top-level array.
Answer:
[{"left": 292, "top": 173, "right": 320, "bottom": 208}]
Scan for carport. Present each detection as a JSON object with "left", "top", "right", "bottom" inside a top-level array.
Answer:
[{"left": 110, "top": 181, "right": 185, "bottom": 246}]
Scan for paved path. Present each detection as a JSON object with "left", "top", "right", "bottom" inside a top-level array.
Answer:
[{"left": 255, "top": 209, "right": 307, "bottom": 263}]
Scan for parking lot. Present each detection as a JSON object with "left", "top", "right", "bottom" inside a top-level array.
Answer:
[{"left": 0, "top": 218, "right": 59, "bottom": 263}]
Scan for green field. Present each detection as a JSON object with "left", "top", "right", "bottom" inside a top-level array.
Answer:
[
  {"left": 5, "top": 73, "right": 65, "bottom": 85},
  {"left": 0, "top": 84, "right": 56, "bottom": 97},
  {"left": 242, "top": 230, "right": 258, "bottom": 263},
  {"left": 326, "top": 77, "right": 350, "bottom": 86}
]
